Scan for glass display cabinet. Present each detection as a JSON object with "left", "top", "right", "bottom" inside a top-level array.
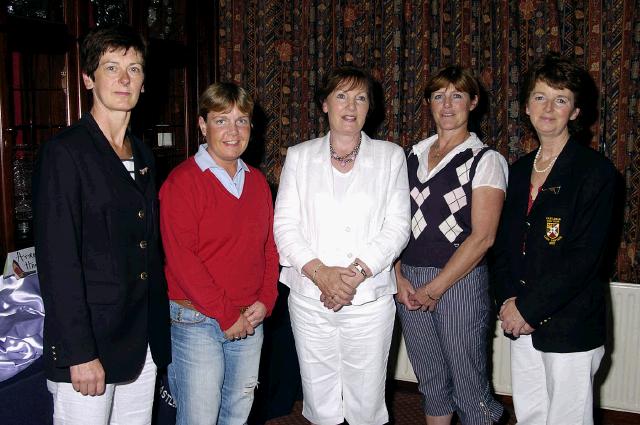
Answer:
[{"left": 0, "top": 0, "right": 216, "bottom": 257}]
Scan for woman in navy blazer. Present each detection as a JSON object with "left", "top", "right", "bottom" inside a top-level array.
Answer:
[
  {"left": 33, "top": 25, "right": 170, "bottom": 424},
  {"left": 494, "top": 54, "right": 617, "bottom": 425}
]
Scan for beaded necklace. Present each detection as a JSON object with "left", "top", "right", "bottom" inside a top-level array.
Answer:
[
  {"left": 533, "top": 147, "right": 558, "bottom": 173},
  {"left": 329, "top": 135, "right": 362, "bottom": 168}
]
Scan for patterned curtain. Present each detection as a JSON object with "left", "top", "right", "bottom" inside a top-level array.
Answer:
[{"left": 216, "top": 0, "right": 640, "bottom": 282}]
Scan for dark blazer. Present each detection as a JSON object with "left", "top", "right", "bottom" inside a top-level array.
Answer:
[
  {"left": 493, "top": 138, "right": 616, "bottom": 353},
  {"left": 33, "top": 113, "right": 171, "bottom": 383}
]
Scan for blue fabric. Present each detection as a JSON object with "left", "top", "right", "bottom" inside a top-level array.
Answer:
[
  {"left": 167, "top": 301, "right": 263, "bottom": 425},
  {"left": 194, "top": 144, "right": 249, "bottom": 198},
  {"left": 396, "top": 265, "right": 503, "bottom": 423},
  {"left": 0, "top": 356, "right": 52, "bottom": 425},
  {"left": 0, "top": 273, "right": 44, "bottom": 382}
]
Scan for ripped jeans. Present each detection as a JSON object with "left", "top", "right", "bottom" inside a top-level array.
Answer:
[{"left": 168, "top": 301, "right": 263, "bottom": 425}]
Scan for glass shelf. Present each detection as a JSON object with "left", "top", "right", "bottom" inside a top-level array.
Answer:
[{"left": 6, "top": 0, "right": 64, "bottom": 23}]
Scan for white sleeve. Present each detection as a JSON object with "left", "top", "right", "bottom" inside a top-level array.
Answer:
[
  {"left": 471, "top": 150, "right": 508, "bottom": 192},
  {"left": 273, "top": 147, "right": 316, "bottom": 273}
]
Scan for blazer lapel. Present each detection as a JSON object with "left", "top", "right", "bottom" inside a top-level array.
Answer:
[
  {"left": 311, "top": 133, "right": 335, "bottom": 198},
  {"left": 512, "top": 154, "right": 534, "bottom": 218},
  {"left": 529, "top": 139, "right": 577, "bottom": 216},
  {"left": 131, "top": 137, "right": 150, "bottom": 194},
  {"left": 346, "top": 131, "right": 373, "bottom": 194},
  {"left": 84, "top": 114, "right": 143, "bottom": 193}
]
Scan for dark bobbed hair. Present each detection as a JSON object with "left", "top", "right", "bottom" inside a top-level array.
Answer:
[
  {"left": 521, "top": 53, "right": 593, "bottom": 136},
  {"left": 316, "top": 66, "right": 375, "bottom": 112},
  {"left": 198, "top": 82, "right": 254, "bottom": 120},
  {"left": 81, "top": 25, "right": 147, "bottom": 80},
  {"left": 425, "top": 65, "right": 480, "bottom": 101}
]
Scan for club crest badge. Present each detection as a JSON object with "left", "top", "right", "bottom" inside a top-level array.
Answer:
[{"left": 544, "top": 216, "right": 562, "bottom": 245}]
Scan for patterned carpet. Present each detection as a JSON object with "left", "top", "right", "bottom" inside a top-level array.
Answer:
[
  {"left": 265, "top": 386, "right": 516, "bottom": 425},
  {"left": 265, "top": 387, "right": 639, "bottom": 425}
]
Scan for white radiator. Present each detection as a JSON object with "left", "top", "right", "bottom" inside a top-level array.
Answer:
[{"left": 392, "top": 282, "right": 640, "bottom": 413}]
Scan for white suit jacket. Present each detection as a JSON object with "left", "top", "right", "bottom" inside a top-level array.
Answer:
[{"left": 274, "top": 132, "right": 411, "bottom": 305}]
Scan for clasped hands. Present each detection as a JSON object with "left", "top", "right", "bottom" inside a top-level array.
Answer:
[
  {"left": 223, "top": 300, "right": 267, "bottom": 341},
  {"left": 396, "top": 274, "right": 442, "bottom": 312},
  {"left": 499, "top": 297, "right": 534, "bottom": 337},
  {"left": 315, "top": 264, "right": 366, "bottom": 312}
]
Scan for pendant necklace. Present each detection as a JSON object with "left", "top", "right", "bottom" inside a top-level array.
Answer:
[{"left": 330, "top": 135, "right": 362, "bottom": 168}]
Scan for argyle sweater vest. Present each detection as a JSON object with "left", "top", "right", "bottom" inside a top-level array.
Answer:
[{"left": 401, "top": 147, "right": 489, "bottom": 268}]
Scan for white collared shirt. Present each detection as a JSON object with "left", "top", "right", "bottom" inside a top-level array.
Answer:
[
  {"left": 194, "top": 143, "right": 250, "bottom": 198},
  {"left": 411, "top": 132, "right": 508, "bottom": 191}
]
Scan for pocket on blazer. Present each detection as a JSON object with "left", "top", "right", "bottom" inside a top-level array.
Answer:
[
  {"left": 83, "top": 253, "right": 117, "bottom": 282},
  {"left": 85, "top": 280, "right": 120, "bottom": 304}
]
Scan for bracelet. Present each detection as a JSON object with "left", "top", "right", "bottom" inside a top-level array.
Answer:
[
  {"left": 352, "top": 261, "right": 367, "bottom": 278},
  {"left": 311, "top": 263, "right": 324, "bottom": 284},
  {"left": 426, "top": 291, "right": 440, "bottom": 302}
]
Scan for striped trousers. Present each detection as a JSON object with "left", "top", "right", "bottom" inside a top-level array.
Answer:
[{"left": 396, "top": 264, "right": 503, "bottom": 425}]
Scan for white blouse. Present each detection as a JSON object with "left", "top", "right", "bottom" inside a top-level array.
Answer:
[{"left": 412, "top": 132, "right": 508, "bottom": 191}]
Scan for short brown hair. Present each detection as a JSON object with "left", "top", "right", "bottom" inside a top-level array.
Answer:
[
  {"left": 425, "top": 65, "right": 480, "bottom": 102},
  {"left": 316, "top": 66, "right": 375, "bottom": 112},
  {"left": 198, "top": 82, "right": 254, "bottom": 120},
  {"left": 81, "top": 25, "right": 146, "bottom": 80},
  {"left": 522, "top": 53, "right": 592, "bottom": 135}
]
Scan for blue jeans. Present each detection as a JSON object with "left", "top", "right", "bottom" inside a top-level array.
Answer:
[{"left": 168, "top": 301, "right": 263, "bottom": 425}]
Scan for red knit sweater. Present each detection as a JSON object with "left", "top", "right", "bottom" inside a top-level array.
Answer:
[{"left": 159, "top": 157, "right": 279, "bottom": 330}]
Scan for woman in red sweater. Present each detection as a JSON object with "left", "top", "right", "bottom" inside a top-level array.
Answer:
[{"left": 159, "top": 83, "right": 279, "bottom": 425}]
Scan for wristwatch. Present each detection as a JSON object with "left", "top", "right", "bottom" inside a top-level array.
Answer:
[{"left": 352, "top": 261, "right": 367, "bottom": 278}]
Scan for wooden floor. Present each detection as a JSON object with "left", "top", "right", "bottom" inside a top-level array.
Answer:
[{"left": 265, "top": 384, "right": 640, "bottom": 425}]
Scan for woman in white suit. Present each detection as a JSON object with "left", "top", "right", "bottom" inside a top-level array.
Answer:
[{"left": 273, "top": 66, "right": 410, "bottom": 425}]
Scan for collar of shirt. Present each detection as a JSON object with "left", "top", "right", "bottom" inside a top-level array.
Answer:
[
  {"left": 412, "top": 132, "right": 484, "bottom": 183},
  {"left": 194, "top": 143, "right": 250, "bottom": 198}
]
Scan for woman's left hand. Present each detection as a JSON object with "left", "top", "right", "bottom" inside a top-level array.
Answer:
[
  {"left": 342, "top": 263, "right": 367, "bottom": 288},
  {"left": 499, "top": 298, "right": 533, "bottom": 337},
  {"left": 320, "top": 293, "right": 341, "bottom": 311},
  {"left": 414, "top": 283, "right": 444, "bottom": 312},
  {"left": 320, "top": 261, "right": 369, "bottom": 312},
  {"left": 243, "top": 301, "right": 267, "bottom": 327},
  {"left": 319, "top": 269, "right": 365, "bottom": 312}
]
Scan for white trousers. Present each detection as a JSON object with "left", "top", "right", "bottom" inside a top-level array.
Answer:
[
  {"left": 510, "top": 335, "right": 604, "bottom": 425},
  {"left": 47, "top": 346, "right": 157, "bottom": 425},
  {"left": 288, "top": 292, "right": 395, "bottom": 425}
]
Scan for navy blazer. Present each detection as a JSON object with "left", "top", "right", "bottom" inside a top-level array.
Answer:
[
  {"left": 33, "top": 113, "right": 171, "bottom": 383},
  {"left": 493, "top": 139, "right": 616, "bottom": 353}
]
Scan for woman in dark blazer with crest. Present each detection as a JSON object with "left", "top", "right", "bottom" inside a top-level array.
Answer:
[{"left": 494, "top": 53, "right": 617, "bottom": 425}]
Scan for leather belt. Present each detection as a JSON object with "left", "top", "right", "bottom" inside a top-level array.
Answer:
[
  {"left": 173, "top": 299, "right": 196, "bottom": 310},
  {"left": 173, "top": 299, "right": 249, "bottom": 314}
]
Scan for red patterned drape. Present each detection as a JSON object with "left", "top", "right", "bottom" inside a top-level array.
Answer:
[{"left": 216, "top": 0, "right": 640, "bottom": 282}]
